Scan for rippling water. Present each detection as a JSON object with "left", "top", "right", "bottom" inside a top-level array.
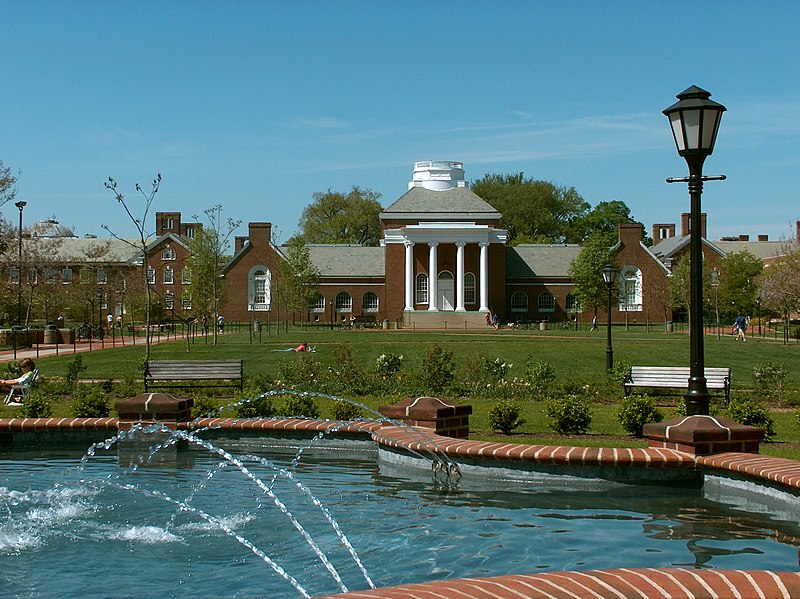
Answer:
[{"left": 1, "top": 439, "right": 799, "bottom": 598}]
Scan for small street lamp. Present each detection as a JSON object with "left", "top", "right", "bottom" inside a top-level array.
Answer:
[
  {"left": 664, "top": 86, "right": 726, "bottom": 415},
  {"left": 15, "top": 201, "right": 26, "bottom": 327},
  {"left": 601, "top": 263, "right": 619, "bottom": 373},
  {"left": 710, "top": 269, "right": 721, "bottom": 340}
]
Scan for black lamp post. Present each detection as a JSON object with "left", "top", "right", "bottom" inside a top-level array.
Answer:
[
  {"left": 15, "top": 201, "right": 26, "bottom": 326},
  {"left": 663, "top": 86, "right": 726, "bottom": 415},
  {"left": 601, "top": 263, "right": 619, "bottom": 373}
]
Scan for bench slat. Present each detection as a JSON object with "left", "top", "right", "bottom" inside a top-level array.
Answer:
[
  {"left": 624, "top": 366, "right": 730, "bottom": 401},
  {"left": 144, "top": 359, "right": 243, "bottom": 390}
]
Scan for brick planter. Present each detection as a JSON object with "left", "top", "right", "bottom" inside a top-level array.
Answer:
[
  {"left": 379, "top": 396, "right": 472, "bottom": 439},
  {"left": 644, "top": 415, "right": 764, "bottom": 456},
  {"left": 116, "top": 393, "right": 193, "bottom": 430}
]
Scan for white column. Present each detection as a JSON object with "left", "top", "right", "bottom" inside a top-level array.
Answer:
[
  {"left": 404, "top": 240, "right": 414, "bottom": 311},
  {"left": 427, "top": 241, "right": 439, "bottom": 311},
  {"left": 455, "top": 241, "right": 465, "bottom": 311},
  {"left": 479, "top": 241, "right": 489, "bottom": 312}
]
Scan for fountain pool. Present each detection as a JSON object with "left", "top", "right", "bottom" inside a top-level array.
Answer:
[{"left": 2, "top": 433, "right": 799, "bottom": 598}]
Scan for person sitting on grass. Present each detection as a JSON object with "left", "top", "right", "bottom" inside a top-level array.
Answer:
[{"left": 0, "top": 358, "right": 36, "bottom": 393}]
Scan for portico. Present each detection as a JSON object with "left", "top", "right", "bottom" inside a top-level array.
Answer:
[{"left": 380, "top": 161, "right": 507, "bottom": 320}]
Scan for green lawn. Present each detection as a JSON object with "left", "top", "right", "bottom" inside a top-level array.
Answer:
[{"left": 5, "top": 325, "right": 800, "bottom": 458}]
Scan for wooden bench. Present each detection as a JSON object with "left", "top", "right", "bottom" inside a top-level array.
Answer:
[
  {"left": 144, "top": 359, "right": 243, "bottom": 391},
  {"left": 624, "top": 366, "right": 731, "bottom": 403}
]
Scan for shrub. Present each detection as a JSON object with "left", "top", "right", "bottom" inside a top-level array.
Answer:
[
  {"left": 71, "top": 386, "right": 111, "bottom": 418},
  {"left": 276, "top": 394, "right": 320, "bottom": 419},
  {"left": 329, "top": 344, "right": 367, "bottom": 395},
  {"left": 420, "top": 345, "right": 454, "bottom": 394},
  {"left": 481, "top": 356, "right": 513, "bottom": 381},
  {"left": 191, "top": 396, "right": 220, "bottom": 419},
  {"left": 617, "top": 394, "right": 663, "bottom": 437},
  {"left": 331, "top": 399, "right": 364, "bottom": 421},
  {"left": 236, "top": 393, "right": 275, "bottom": 418},
  {"left": 726, "top": 398, "right": 776, "bottom": 440},
  {"left": 276, "top": 354, "right": 324, "bottom": 389},
  {"left": 545, "top": 394, "right": 592, "bottom": 435},
  {"left": 2, "top": 361, "right": 22, "bottom": 379},
  {"left": 487, "top": 399, "right": 524, "bottom": 434},
  {"left": 608, "top": 359, "right": 632, "bottom": 386},
  {"left": 20, "top": 390, "right": 52, "bottom": 418},
  {"left": 64, "top": 355, "right": 87, "bottom": 387},
  {"left": 375, "top": 353, "right": 404, "bottom": 377},
  {"left": 525, "top": 358, "right": 556, "bottom": 396},
  {"left": 753, "top": 361, "right": 789, "bottom": 394}
]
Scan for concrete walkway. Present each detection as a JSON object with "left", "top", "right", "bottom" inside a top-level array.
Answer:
[{"left": 0, "top": 331, "right": 202, "bottom": 363}]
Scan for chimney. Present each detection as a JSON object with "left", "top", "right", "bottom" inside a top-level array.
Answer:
[
  {"left": 247, "top": 222, "right": 272, "bottom": 247},
  {"left": 739, "top": 234, "right": 750, "bottom": 241},
  {"left": 619, "top": 223, "right": 644, "bottom": 246},
  {"left": 680, "top": 213, "right": 707, "bottom": 238},
  {"left": 758, "top": 234, "right": 768, "bottom": 242},
  {"left": 796, "top": 220, "right": 800, "bottom": 240},
  {"left": 652, "top": 223, "right": 676, "bottom": 246},
  {"left": 234, "top": 236, "right": 247, "bottom": 252}
]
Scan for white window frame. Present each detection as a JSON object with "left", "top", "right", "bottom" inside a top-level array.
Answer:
[
  {"left": 415, "top": 273, "right": 428, "bottom": 304},
  {"left": 335, "top": 292, "right": 353, "bottom": 313},
  {"left": 511, "top": 291, "right": 529, "bottom": 313},
  {"left": 362, "top": 292, "right": 379, "bottom": 313},
  {"left": 464, "top": 272, "right": 476, "bottom": 304},
  {"left": 162, "top": 246, "right": 176, "bottom": 261},
  {"left": 310, "top": 294, "right": 325, "bottom": 313},
  {"left": 163, "top": 266, "right": 174, "bottom": 285},
  {"left": 538, "top": 291, "right": 556, "bottom": 313}
]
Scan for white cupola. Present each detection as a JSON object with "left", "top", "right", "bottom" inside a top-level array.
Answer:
[{"left": 408, "top": 160, "right": 467, "bottom": 191}]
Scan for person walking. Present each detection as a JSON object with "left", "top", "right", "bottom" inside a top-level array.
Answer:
[{"left": 734, "top": 314, "right": 747, "bottom": 341}]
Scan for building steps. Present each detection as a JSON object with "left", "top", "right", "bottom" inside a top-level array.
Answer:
[{"left": 402, "top": 310, "right": 491, "bottom": 330}]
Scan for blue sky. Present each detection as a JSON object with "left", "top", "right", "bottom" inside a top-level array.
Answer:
[{"left": 3, "top": 1, "right": 800, "bottom": 244}]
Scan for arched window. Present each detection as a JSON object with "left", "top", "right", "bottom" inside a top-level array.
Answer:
[
  {"left": 464, "top": 272, "right": 476, "bottom": 304},
  {"left": 415, "top": 273, "right": 428, "bottom": 304},
  {"left": 116, "top": 273, "right": 127, "bottom": 292},
  {"left": 248, "top": 266, "right": 271, "bottom": 311},
  {"left": 310, "top": 293, "right": 325, "bottom": 313},
  {"left": 510, "top": 291, "right": 528, "bottom": 313},
  {"left": 538, "top": 291, "right": 555, "bottom": 313},
  {"left": 335, "top": 292, "right": 352, "bottom": 312},
  {"left": 362, "top": 292, "right": 379, "bottom": 313},
  {"left": 619, "top": 267, "right": 643, "bottom": 312},
  {"left": 566, "top": 292, "right": 581, "bottom": 313}
]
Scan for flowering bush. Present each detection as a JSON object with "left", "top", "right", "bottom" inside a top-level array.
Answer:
[
  {"left": 375, "top": 353, "right": 404, "bottom": 377},
  {"left": 753, "top": 361, "right": 789, "bottom": 394},
  {"left": 480, "top": 356, "right": 513, "bottom": 380}
]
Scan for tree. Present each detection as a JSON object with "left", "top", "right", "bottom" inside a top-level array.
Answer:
[
  {"left": 0, "top": 160, "right": 18, "bottom": 208},
  {"left": 299, "top": 187, "right": 382, "bottom": 246},
  {"left": 568, "top": 235, "right": 616, "bottom": 319},
  {"left": 186, "top": 205, "right": 241, "bottom": 345},
  {"left": 104, "top": 174, "right": 160, "bottom": 358},
  {"left": 471, "top": 173, "right": 589, "bottom": 244},
  {"left": 274, "top": 237, "right": 320, "bottom": 331},
  {"left": 569, "top": 200, "right": 641, "bottom": 246},
  {"left": 717, "top": 251, "right": 763, "bottom": 320},
  {"left": 758, "top": 240, "right": 800, "bottom": 329}
]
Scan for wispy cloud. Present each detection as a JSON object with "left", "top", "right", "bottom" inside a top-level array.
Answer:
[{"left": 292, "top": 117, "right": 351, "bottom": 130}]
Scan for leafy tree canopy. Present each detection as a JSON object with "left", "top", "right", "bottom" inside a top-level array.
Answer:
[
  {"left": 570, "top": 200, "right": 642, "bottom": 246},
  {"left": 568, "top": 234, "right": 617, "bottom": 314},
  {"left": 718, "top": 250, "right": 763, "bottom": 318},
  {"left": 299, "top": 187, "right": 382, "bottom": 246},
  {"left": 470, "top": 173, "right": 589, "bottom": 244}
]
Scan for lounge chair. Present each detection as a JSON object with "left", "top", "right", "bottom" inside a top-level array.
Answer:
[{"left": 5, "top": 369, "right": 39, "bottom": 407}]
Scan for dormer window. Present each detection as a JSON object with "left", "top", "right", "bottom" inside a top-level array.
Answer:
[{"left": 162, "top": 246, "right": 176, "bottom": 261}]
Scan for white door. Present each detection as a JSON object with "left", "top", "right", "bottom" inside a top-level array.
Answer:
[{"left": 438, "top": 272, "right": 455, "bottom": 311}]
